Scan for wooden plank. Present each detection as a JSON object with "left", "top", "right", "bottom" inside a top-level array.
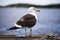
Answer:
[{"left": 0, "top": 35, "right": 60, "bottom": 40}]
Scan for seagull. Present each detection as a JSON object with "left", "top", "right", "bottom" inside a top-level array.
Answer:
[{"left": 7, "top": 7, "right": 40, "bottom": 36}]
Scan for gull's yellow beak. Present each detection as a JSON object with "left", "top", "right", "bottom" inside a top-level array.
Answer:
[{"left": 36, "top": 9, "right": 40, "bottom": 12}]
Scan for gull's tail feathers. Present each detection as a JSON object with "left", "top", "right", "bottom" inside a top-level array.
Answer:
[{"left": 7, "top": 26, "right": 20, "bottom": 30}]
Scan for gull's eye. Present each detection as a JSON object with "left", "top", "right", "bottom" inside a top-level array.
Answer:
[{"left": 33, "top": 9, "right": 35, "bottom": 10}]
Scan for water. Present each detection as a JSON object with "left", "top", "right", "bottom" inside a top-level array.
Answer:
[{"left": 0, "top": 7, "right": 60, "bottom": 37}]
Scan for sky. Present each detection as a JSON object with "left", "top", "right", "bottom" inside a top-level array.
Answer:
[{"left": 0, "top": 0, "right": 60, "bottom": 6}]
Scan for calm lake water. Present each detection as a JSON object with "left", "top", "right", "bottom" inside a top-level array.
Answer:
[{"left": 0, "top": 7, "right": 60, "bottom": 37}]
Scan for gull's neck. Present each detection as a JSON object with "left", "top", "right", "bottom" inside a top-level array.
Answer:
[{"left": 29, "top": 11, "right": 38, "bottom": 19}]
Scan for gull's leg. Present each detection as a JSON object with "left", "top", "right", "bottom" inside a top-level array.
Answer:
[
  {"left": 25, "top": 27, "right": 27, "bottom": 36},
  {"left": 30, "top": 28, "right": 32, "bottom": 37}
]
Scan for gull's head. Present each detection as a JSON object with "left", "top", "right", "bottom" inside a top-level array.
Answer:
[
  {"left": 28, "top": 7, "right": 40, "bottom": 12},
  {"left": 28, "top": 7, "right": 40, "bottom": 19}
]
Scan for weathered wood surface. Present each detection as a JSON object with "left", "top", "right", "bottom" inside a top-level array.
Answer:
[
  {"left": 0, "top": 35, "right": 41, "bottom": 40},
  {"left": 0, "top": 35, "right": 60, "bottom": 40}
]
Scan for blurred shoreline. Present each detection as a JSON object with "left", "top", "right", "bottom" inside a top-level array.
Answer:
[{"left": 0, "top": 3, "right": 60, "bottom": 8}]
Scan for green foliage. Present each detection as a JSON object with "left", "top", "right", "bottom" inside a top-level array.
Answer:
[{"left": 0, "top": 3, "right": 60, "bottom": 8}]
